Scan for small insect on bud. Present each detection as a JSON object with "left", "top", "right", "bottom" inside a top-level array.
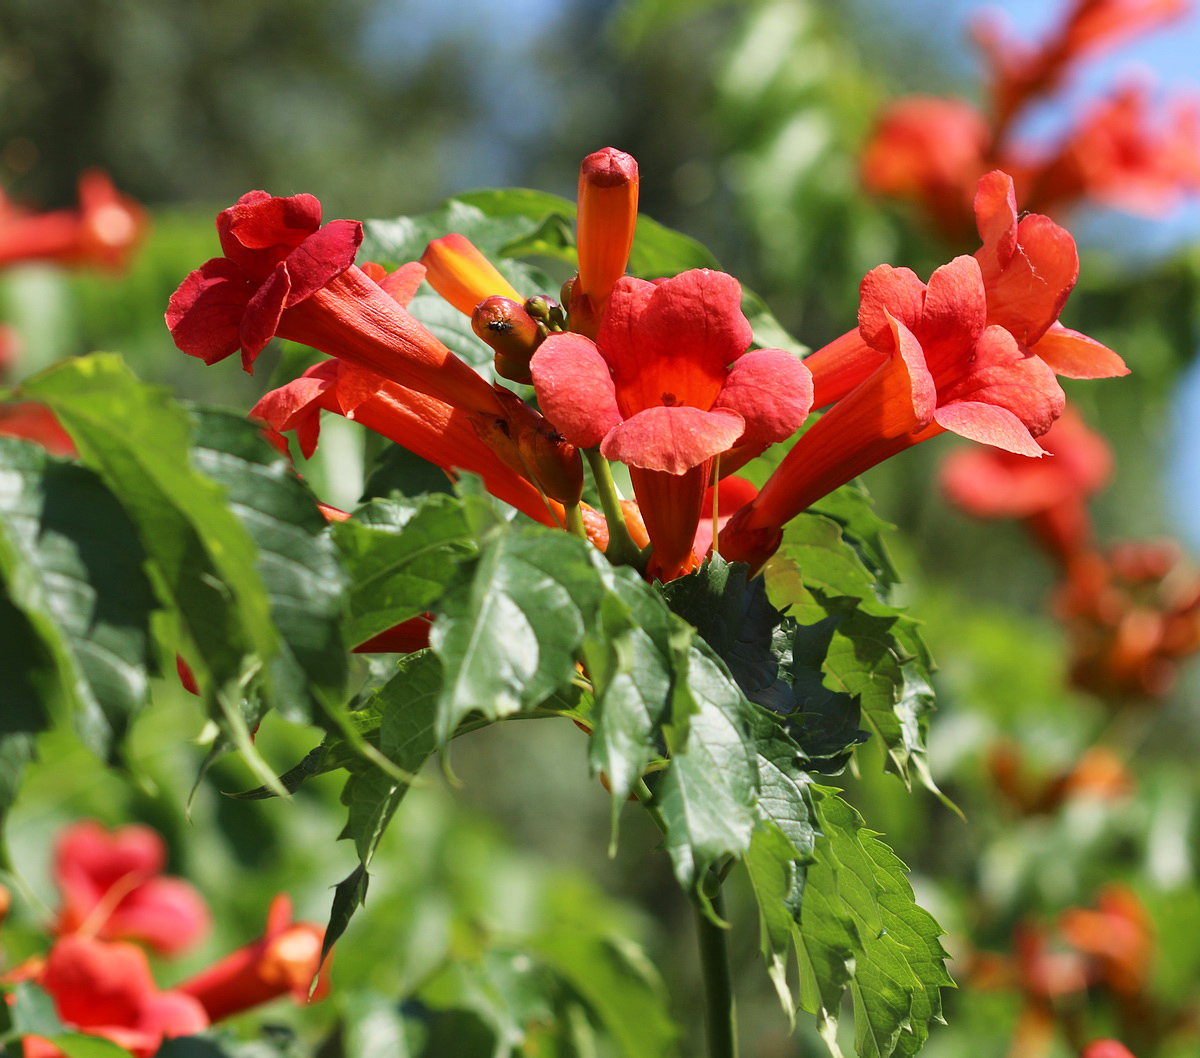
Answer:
[
  {"left": 472, "top": 296, "right": 543, "bottom": 384},
  {"left": 420, "top": 233, "right": 522, "bottom": 316}
]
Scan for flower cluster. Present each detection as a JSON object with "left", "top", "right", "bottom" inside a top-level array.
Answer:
[
  {"left": 968, "top": 886, "right": 1153, "bottom": 1058},
  {"left": 166, "top": 147, "right": 1124, "bottom": 596},
  {"left": 1, "top": 820, "right": 329, "bottom": 1057},
  {"left": 942, "top": 404, "right": 1200, "bottom": 704},
  {"left": 861, "top": 0, "right": 1200, "bottom": 238}
]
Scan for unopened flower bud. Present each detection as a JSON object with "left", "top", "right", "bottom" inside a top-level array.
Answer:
[
  {"left": 486, "top": 388, "right": 584, "bottom": 506},
  {"left": 525, "top": 294, "right": 567, "bottom": 333},
  {"left": 421, "top": 233, "right": 522, "bottom": 316},
  {"left": 574, "top": 147, "right": 639, "bottom": 337},
  {"left": 472, "top": 296, "right": 542, "bottom": 384}
]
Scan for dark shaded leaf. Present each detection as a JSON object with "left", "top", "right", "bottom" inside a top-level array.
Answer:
[
  {"left": 188, "top": 408, "right": 348, "bottom": 724},
  {"left": 0, "top": 437, "right": 156, "bottom": 763}
]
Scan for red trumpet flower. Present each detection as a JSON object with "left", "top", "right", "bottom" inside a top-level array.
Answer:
[
  {"left": 21, "top": 935, "right": 209, "bottom": 1058},
  {"left": 166, "top": 191, "right": 504, "bottom": 420},
  {"left": 52, "top": 820, "right": 210, "bottom": 957},
  {"left": 531, "top": 268, "right": 812, "bottom": 578},
  {"left": 176, "top": 893, "right": 329, "bottom": 1022},
  {"left": 0, "top": 170, "right": 145, "bottom": 272},
  {"left": 251, "top": 358, "right": 566, "bottom": 523},
  {"left": 721, "top": 248, "right": 1069, "bottom": 573}
]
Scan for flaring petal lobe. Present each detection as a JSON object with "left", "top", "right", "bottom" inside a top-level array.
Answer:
[
  {"left": 530, "top": 332, "right": 622, "bottom": 449},
  {"left": 938, "top": 324, "right": 1065, "bottom": 439},
  {"left": 165, "top": 258, "right": 252, "bottom": 365},
  {"left": 1029, "top": 322, "right": 1130, "bottom": 379},
  {"left": 919, "top": 255, "right": 987, "bottom": 371},
  {"left": 600, "top": 405, "right": 745, "bottom": 474},
  {"left": 282, "top": 219, "right": 363, "bottom": 306},
  {"left": 239, "top": 263, "right": 290, "bottom": 367},
  {"left": 858, "top": 266, "right": 927, "bottom": 348},
  {"left": 934, "top": 401, "right": 1046, "bottom": 456},
  {"left": 713, "top": 348, "right": 813, "bottom": 443},
  {"left": 974, "top": 170, "right": 1019, "bottom": 266}
]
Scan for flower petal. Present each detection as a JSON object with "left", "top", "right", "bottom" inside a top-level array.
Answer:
[
  {"left": 239, "top": 262, "right": 290, "bottom": 368},
  {"left": 713, "top": 348, "right": 813, "bottom": 444},
  {"left": 933, "top": 401, "right": 1046, "bottom": 456},
  {"left": 165, "top": 258, "right": 253, "bottom": 365},
  {"left": 282, "top": 219, "right": 363, "bottom": 307},
  {"left": 217, "top": 192, "right": 323, "bottom": 280},
  {"left": 858, "top": 265, "right": 927, "bottom": 348},
  {"left": 973, "top": 170, "right": 1019, "bottom": 268},
  {"left": 1029, "top": 322, "right": 1129, "bottom": 379},
  {"left": 600, "top": 405, "right": 745, "bottom": 474},
  {"left": 978, "top": 213, "right": 1079, "bottom": 345},
  {"left": 601, "top": 270, "right": 750, "bottom": 415},
  {"left": 938, "top": 324, "right": 1065, "bottom": 443},
  {"left": 530, "top": 332, "right": 622, "bottom": 448},
  {"left": 919, "top": 255, "right": 987, "bottom": 373}
]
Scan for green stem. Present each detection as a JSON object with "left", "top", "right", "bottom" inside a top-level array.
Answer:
[
  {"left": 565, "top": 501, "right": 587, "bottom": 541},
  {"left": 584, "top": 447, "right": 642, "bottom": 568},
  {"left": 696, "top": 878, "right": 739, "bottom": 1058}
]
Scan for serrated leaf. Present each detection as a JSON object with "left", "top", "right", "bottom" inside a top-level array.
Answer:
[
  {"left": 430, "top": 525, "right": 603, "bottom": 743},
  {"left": 188, "top": 408, "right": 348, "bottom": 723},
  {"left": 582, "top": 563, "right": 693, "bottom": 819},
  {"left": 327, "top": 650, "right": 443, "bottom": 956},
  {"left": 333, "top": 494, "right": 474, "bottom": 648},
  {"left": 656, "top": 646, "right": 759, "bottom": 907},
  {"left": 764, "top": 508, "right": 939, "bottom": 790},
  {"left": 659, "top": 558, "right": 867, "bottom": 771},
  {"left": 799, "top": 786, "right": 952, "bottom": 1058},
  {"left": 18, "top": 357, "right": 276, "bottom": 752},
  {"left": 742, "top": 709, "right": 819, "bottom": 1015},
  {"left": 0, "top": 437, "right": 156, "bottom": 763}
]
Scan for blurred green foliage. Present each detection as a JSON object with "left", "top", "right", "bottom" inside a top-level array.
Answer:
[{"left": 3, "top": 0, "right": 1200, "bottom": 1055}]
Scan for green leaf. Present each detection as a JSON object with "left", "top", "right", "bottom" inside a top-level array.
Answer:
[
  {"left": 764, "top": 506, "right": 940, "bottom": 792},
  {"left": 19, "top": 357, "right": 276, "bottom": 741},
  {"left": 660, "top": 558, "right": 867, "bottom": 771},
  {"left": 798, "top": 786, "right": 953, "bottom": 1058},
  {"left": 430, "top": 523, "right": 604, "bottom": 744},
  {"left": 361, "top": 442, "right": 456, "bottom": 503},
  {"left": 188, "top": 408, "right": 348, "bottom": 723},
  {"left": 582, "top": 563, "right": 693, "bottom": 818},
  {"left": 742, "top": 708, "right": 818, "bottom": 1015},
  {"left": 0, "top": 437, "right": 157, "bottom": 762},
  {"left": 3, "top": 981, "right": 65, "bottom": 1038},
  {"left": 327, "top": 650, "right": 443, "bottom": 956},
  {"left": 362, "top": 198, "right": 561, "bottom": 306},
  {"left": 333, "top": 494, "right": 474, "bottom": 649},
  {"left": 528, "top": 883, "right": 679, "bottom": 1058},
  {"left": 45, "top": 1037, "right": 136, "bottom": 1058},
  {"left": 655, "top": 645, "right": 759, "bottom": 907}
]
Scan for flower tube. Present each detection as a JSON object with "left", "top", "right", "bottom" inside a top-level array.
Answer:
[
  {"left": 252, "top": 359, "right": 566, "bottom": 524},
  {"left": 176, "top": 894, "right": 329, "bottom": 1021}
]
